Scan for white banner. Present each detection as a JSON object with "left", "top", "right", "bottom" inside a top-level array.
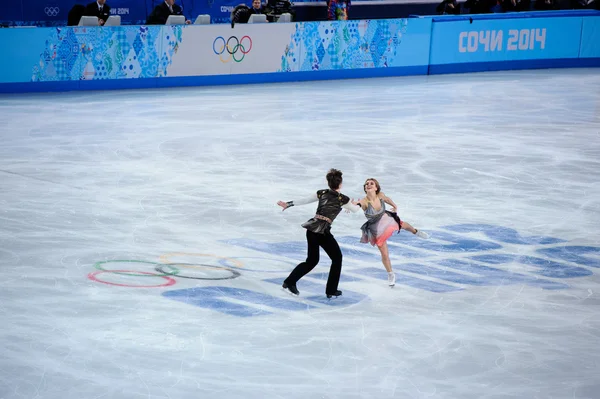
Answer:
[{"left": 168, "top": 24, "right": 296, "bottom": 76}]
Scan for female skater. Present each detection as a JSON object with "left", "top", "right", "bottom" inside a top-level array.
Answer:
[
  {"left": 277, "top": 169, "right": 361, "bottom": 298},
  {"left": 353, "top": 178, "right": 429, "bottom": 287}
]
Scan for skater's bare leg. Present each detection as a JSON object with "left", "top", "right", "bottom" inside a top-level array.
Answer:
[
  {"left": 401, "top": 221, "right": 430, "bottom": 239},
  {"left": 378, "top": 242, "right": 396, "bottom": 286},
  {"left": 400, "top": 221, "right": 418, "bottom": 234},
  {"left": 377, "top": 242, "right": 393, "bottom": 273}
]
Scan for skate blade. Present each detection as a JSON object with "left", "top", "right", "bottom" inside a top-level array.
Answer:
[{"left": 282, "top": 287, "right": 299, "bottom": 297}]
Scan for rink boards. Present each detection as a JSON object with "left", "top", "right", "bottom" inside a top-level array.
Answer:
[{"left": 1, "top": 11, "right": 600, "bottom": 92}]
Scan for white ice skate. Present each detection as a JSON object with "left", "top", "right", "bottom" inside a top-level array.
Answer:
[
  {"left": 388, "top": 272, "right": 396, "bottom": 287},
  {"left": 415, "top": 230, "right": 430, "bottom": 239}
]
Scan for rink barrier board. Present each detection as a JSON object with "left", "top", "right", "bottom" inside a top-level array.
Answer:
[
  {"left": 0, "top": 66, "right": 429, "bottom": 93},
  {"left": 579, "top": 16, "right": 600, "bottom": 58},
  {"left": 1, "top": 12, "right": 600, "bottom": 93},
  {"left": 428, "top": 58, "right": 600, "bottom": 75},
  {"left": 428, "top": 16, "right": 584, "bottom": 70}
]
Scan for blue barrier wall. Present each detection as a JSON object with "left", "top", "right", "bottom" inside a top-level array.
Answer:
[
  {"left": 429, "top": 16, "right": 584, "bottom": 73},
  {"left": 1, "top": 11, "right": 600, "bottom": 94},
  {"left": 580, "top": 16, "right": 600, "bottom": 58},
  {"left": 0, "top": 19, "right": 433, "bottom": 93}
]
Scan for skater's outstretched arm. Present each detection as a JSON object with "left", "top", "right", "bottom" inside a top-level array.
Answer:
[
  {"left": 277, "top": 194, "right": 318, "bottom": 211},
  {"left": 352, "top": 197, "right": 368, "bottom": 211},
  {"left": 342, "top": 201, "right": 362, "bottom": 213}
]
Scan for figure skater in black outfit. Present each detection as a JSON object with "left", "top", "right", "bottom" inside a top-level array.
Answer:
[{"left": 277, "top": 169, "right": 361, "bottom": 298}]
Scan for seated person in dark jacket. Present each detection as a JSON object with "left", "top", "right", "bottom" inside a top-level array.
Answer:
[
  {"left": 436, "top": 0, "right": 460, "bottom": 14},
  {"left": 84, "top": 0, "right": 111, "bottom": 25},
  {"left": 147, "top": 0, "right": 191, "bottom": 24}
]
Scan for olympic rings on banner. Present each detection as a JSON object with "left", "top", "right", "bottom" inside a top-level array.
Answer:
[
  {"left": 88, "top": 270, "right": 176, "bottom": 288},
  {"left": 217, "top": 257, "right": 296, "bottom": 273},
  {"left": 45, "top": 7, "right": 60, "bottom": 16},
  {"left": 94, "top": 260, "right": 180, "bottom": 277},
  {"left": 212, "top": 36, "right": 252, "bottom": 63},
  {"left": 155, "top": 263, "right": 241, "bottom": 280},
  {"left": 159, "top": 253, "right": 244, "bottom": 268}
]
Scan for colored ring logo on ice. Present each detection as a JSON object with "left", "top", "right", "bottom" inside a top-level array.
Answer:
[
  {"left": 213, "top": 36, "right": 252, "bottom": 63},
  {"left": 45, "top": 7, "right": 60, "bottom": 16}
]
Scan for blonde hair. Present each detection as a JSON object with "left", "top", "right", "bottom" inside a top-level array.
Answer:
[{"left": 363, "top": 178, "right": 381, "bottom": 194}]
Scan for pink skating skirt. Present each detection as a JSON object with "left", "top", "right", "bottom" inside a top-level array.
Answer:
[{"left": 360, "top": 211, "right": 402, "bottom": 247}]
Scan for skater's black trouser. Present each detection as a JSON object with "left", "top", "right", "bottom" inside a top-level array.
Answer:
[{"left": 284, "top": 229, "right": 342, "bottom": 295}]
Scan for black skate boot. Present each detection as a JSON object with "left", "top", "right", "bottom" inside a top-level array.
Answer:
[
  {"left": 282, "top": 282, "right": 299, "bottom": 296},
  {"left": 326, "top": 290, "right": 342, "bottom": 299}
]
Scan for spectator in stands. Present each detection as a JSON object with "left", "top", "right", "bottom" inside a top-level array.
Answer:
[
  {"left": 251, "top": 0, "right": 266, "bottom": 14},
  {"left": 534, "top": 0, "right": 557, "bottom": 9},
  {"left": 436, "top": 0, "right": 461, "bottom": 14},
  {"left": 490, "top": 0, "right": 503, "bottom": 12},
  {"left": 147, "top": 0, "right": 191, "bottom": 24},
  {"left": 83, "top": 0, "right": 111, "bottom": 26},
  {"left": 327, "top": 0, "right": 351, "bottom": 20}
]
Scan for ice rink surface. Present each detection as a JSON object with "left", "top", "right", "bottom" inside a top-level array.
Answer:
[{"left": 1, "top": 69, "right": 599, "bottom": 399}]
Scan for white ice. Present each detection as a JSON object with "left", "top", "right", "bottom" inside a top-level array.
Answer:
[{"left": 1, "top": 69, "right": 600, "bottom": 399}]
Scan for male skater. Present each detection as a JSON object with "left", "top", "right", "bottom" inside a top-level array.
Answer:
[{"left": 277, "top": 169, "right": 361, "bottom": 298}]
